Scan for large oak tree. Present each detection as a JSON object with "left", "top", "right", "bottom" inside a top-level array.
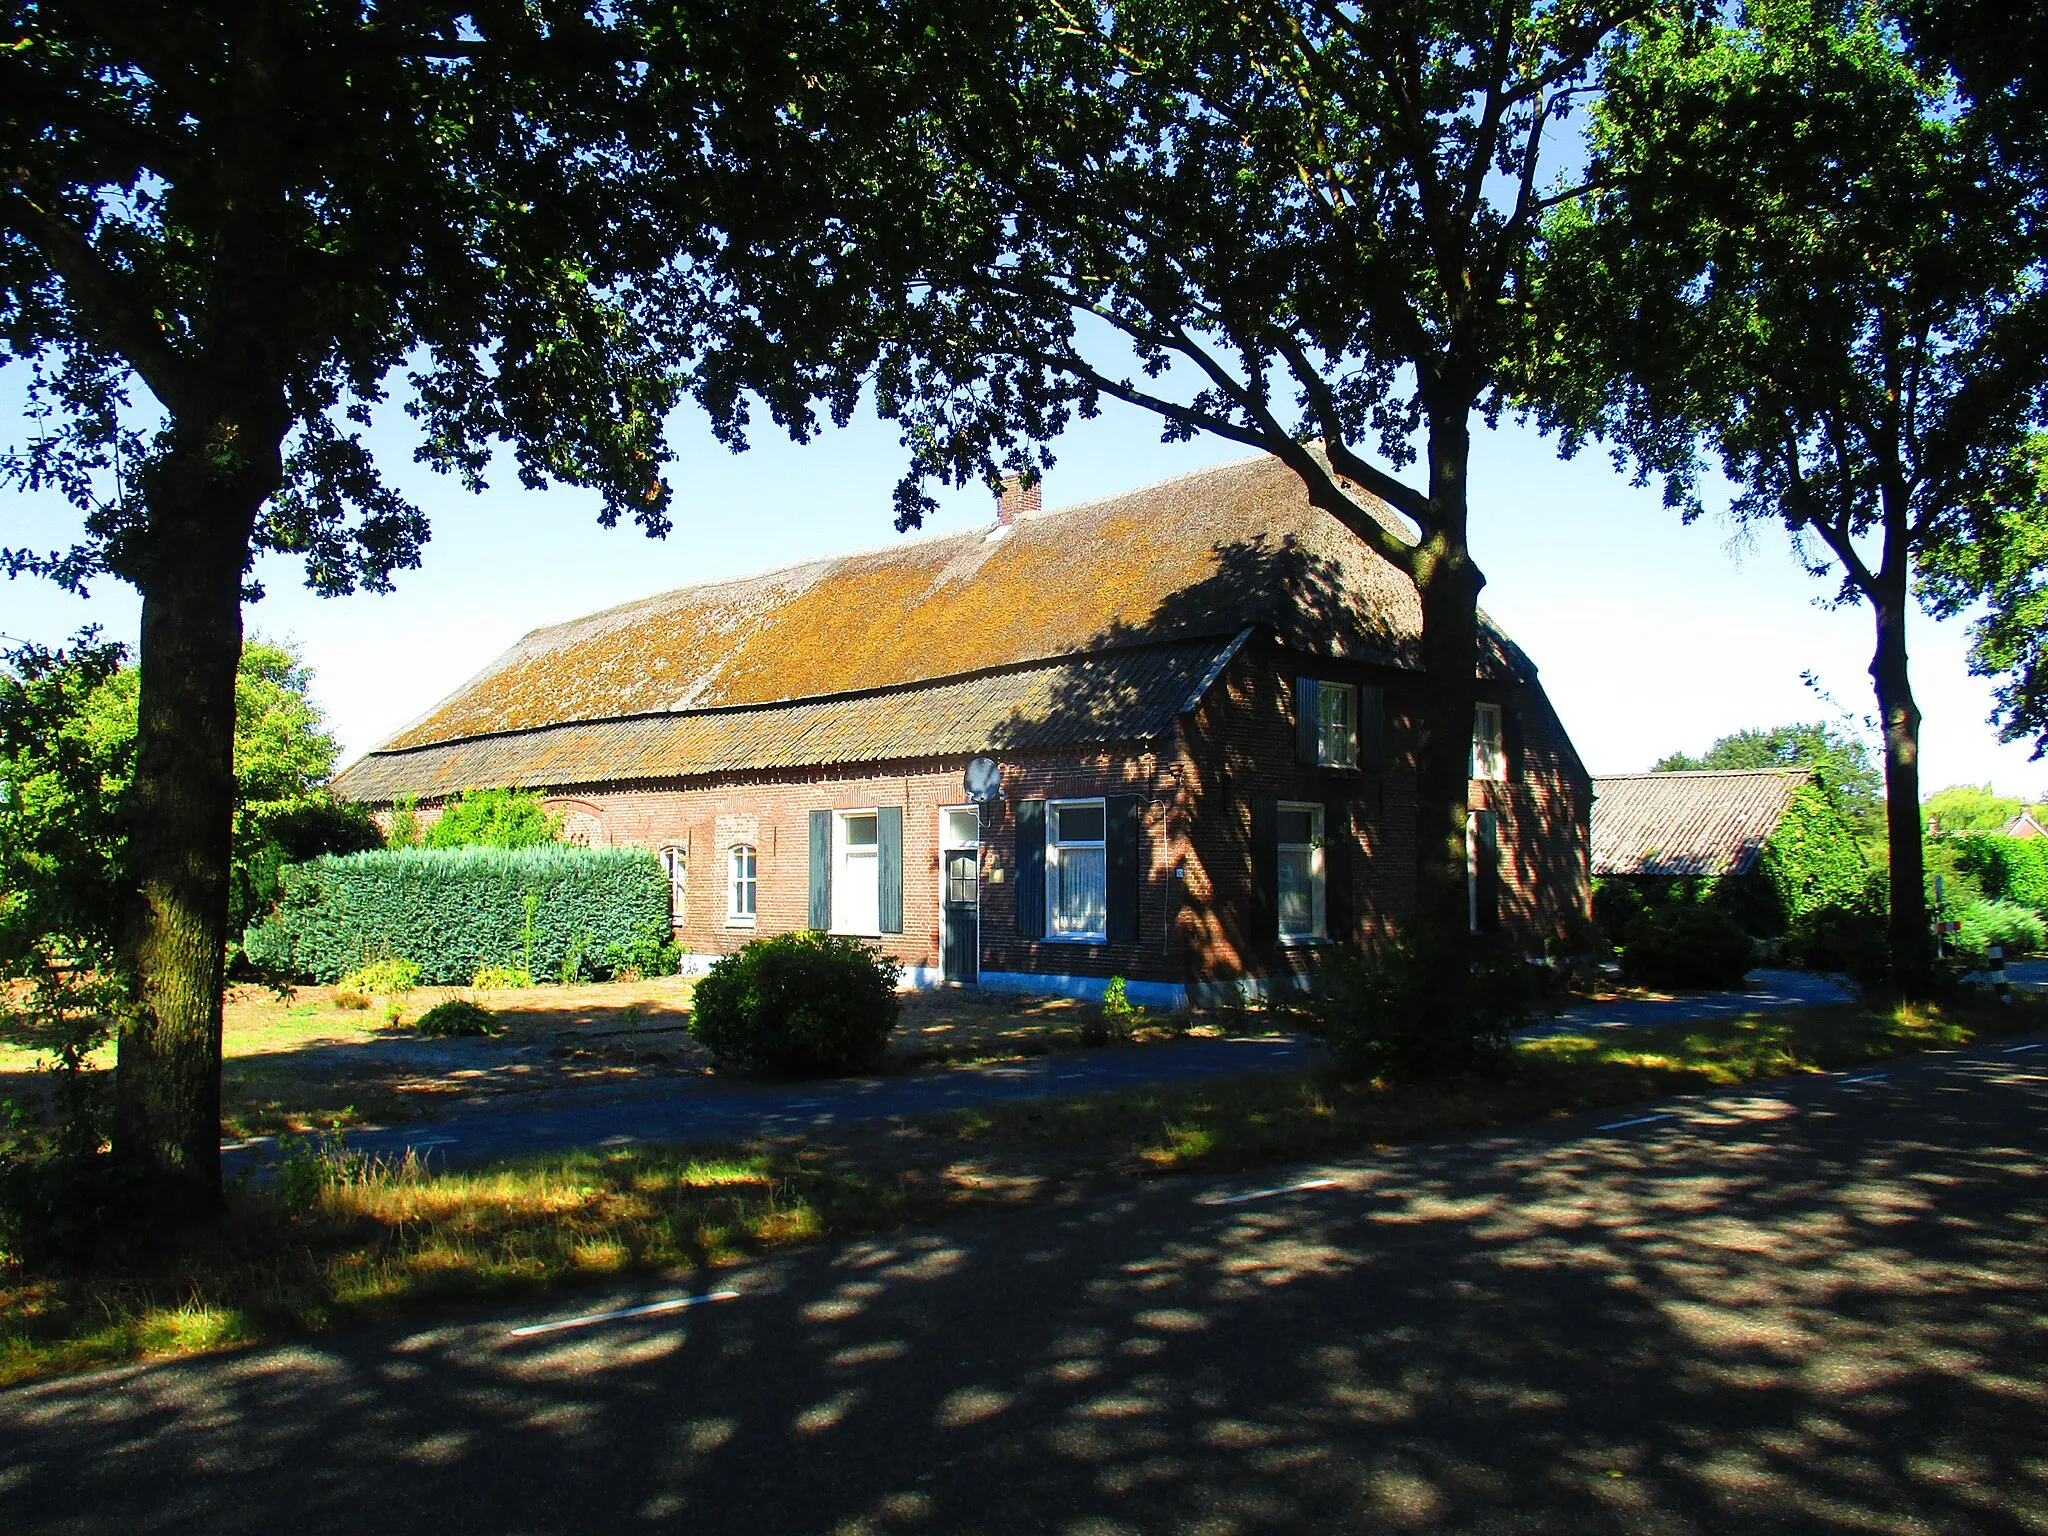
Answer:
[
  {"left": 706, "top": 0, "right": 1646, "bottom": 1025},
  {"left": 1535, "top": 0, "right": 2048, "bottom": 989},
  {"left": 0, "top": 1, "right": 875, "bottom": 1207}
]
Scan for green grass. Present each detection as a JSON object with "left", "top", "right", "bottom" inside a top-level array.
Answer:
[{"left": 2, "top": 991, "right": 2038, "bottom": 1388}]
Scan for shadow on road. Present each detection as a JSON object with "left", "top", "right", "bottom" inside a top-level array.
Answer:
[{"left": 5, "top": 1053, "right": 2046, "bottom": 1533}]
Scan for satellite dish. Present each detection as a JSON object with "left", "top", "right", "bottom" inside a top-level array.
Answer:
[{"left": 964, "top": 757, "right": 1004, "bottom": 803}]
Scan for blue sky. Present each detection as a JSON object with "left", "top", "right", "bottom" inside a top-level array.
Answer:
[{"left": 4, "top": 374, "right": 2043, "bottom": 798}]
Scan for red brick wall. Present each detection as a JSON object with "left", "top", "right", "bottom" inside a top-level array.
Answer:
[{"left": 366, "top": 639, "right": 1590, "bottom": 991}]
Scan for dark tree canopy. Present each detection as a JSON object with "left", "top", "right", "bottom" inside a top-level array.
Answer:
[
  {"left": 0, "top": 0, "right": 917, "bottom": 1204},
  {"left": 698, "top": 0, "right": 1644, "bottom": 1024}
]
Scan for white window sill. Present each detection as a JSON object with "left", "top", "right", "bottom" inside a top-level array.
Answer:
[
  {"left": 725, "top": 916, "right": 757, "bottom": 929},
  {"left": 1279, "top": 934, "right": 1330, "bottom": 947},
  {"left": 830, "top": 929, "right": 881, "bottom": 939},
  {"left": 1042, "top": 932, "right": 1108, "bottom": 945}
]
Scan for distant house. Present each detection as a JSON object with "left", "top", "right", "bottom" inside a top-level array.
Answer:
[
  {"left": 333, "top": 453, "right": 1591, "bottom": 1007},
  {"left": 1999, "top": 809, "right": 2047, "bottom": 840}
]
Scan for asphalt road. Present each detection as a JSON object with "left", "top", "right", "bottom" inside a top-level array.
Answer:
[
  {"left": 235, "top": 963, "right": 2043, "bottom": 1173},
  {"left": 11, "top": 1031, "right": 2048, "bottom": 1533}
]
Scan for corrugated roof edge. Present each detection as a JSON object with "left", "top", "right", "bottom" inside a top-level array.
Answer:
[{"left": 340, "top": 631, "right": 1246, "bottom": 771}]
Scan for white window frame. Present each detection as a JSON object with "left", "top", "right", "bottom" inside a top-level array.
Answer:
[
  {"left": 726, "top": 843, "right": 757, "bottom": 927},
  {"left": 661, "top": 845, "right": 688, "bottom": 926},
  {"left": 1472, "top": 702, "right": 1506, "bottom": 781},
  {"left": 831, "top": 808, "right": 882, "bottom": 937},
  {"left": 1316, "top": 681, "right": 1358, "bottom": 769},
  {"left": 1045, "top": 797, "right": 1109, "bottom": 943},
  {"left": 1276, "top": 801, "right": 1328, "bottom": 944}
]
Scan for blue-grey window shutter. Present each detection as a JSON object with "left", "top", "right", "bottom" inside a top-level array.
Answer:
[
  {"left": 1015, "top": 799, "right": 1046, "bottom": 938},
  {"left": 808, "top": 809, "right": 832, "bottom": 930},
  {"left": 1325, "top": 800, "right": 1353, "bottom": 941},
  {"left": 1106, "top": 794, "right": 1141, "bottom": 944},
  {"left": 1358, "top": 684, "right": 1386, "bottom": 771},
  {"left": 1295, "top": 677, "right": 1320, "bottom": 764},
  {"left": 877, "top": 805, "right": 903, "bottom": 934},
  {"left": 1249, "top": 796, "right": 1278, "bottom": 943}
]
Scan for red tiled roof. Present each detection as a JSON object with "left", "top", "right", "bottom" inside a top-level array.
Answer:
[{"left": 1590, "top": 769, "right": 1810, "bottom": 878}]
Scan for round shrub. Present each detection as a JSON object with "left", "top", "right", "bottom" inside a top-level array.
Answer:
[
  {"left": 470, "top": 965, "right": 534, "bottom": 989},
  {"left": 1619, "top": 905, "right": 1754, "bottom": 990},
  {"left": 1784, "top": 903, "right": 1892, "bottom": 990},
  {"left": 688, "top": 932, "right": 901, "bottom": 1077},
  {"left": 415, "top": 998, "right": 501, "bottom": 1038}
]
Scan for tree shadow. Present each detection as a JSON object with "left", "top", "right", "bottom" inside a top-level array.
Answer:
[{"left": 7, "top": 1061, "right": 2045, "bottom": 1533}]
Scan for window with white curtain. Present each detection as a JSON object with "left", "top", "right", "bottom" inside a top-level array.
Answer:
[
  {"left": 1046, "top": 799, "right": 1107, "bottom": 940},
  {"left": 1276, "top": 803, "right": 1326, "bottom": 941}
]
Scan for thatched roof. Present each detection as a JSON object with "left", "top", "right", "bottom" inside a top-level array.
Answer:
[{"left": 336, "top": 452, "right": 1543, "bottom": 803}]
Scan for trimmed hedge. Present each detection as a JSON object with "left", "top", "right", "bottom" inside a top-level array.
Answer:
[
  {"left": 1952, "top": 833, "right": 2048, "bottom": 913},
  {"left": 242, "top": 845, "right": 670, "bottom": 985}
]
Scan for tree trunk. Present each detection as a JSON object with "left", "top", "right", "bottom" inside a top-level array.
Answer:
[
  {"left": 1870, "top": 580, "right": 1929, "bottom": 994},
  {"left": 1408, "top": 410, "right": 1483, "bottom": 1030},
  {"left": 112, "top": 425, "right": 270, "bottom": 1213}
]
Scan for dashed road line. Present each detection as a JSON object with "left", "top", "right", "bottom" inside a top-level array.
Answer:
[
  {"left": 509, "top": 1290, "right": 742, "bottom": 1339},
  {"left": 2003, "top": 1042, "right": 2043, "bottom": 1054},
  {"left": 408, "top": 1138, "right": 459, "bottom": 1148},
  {"left": 1595, "top": 1113, "right": 1675, "bottom": 1132},
  {"left": 1199, "top": 1177, "right": 1341, "bottom": 1207},
  {"left": 1837, "top": 1073, "right": 1889, "bottom": 1085}
]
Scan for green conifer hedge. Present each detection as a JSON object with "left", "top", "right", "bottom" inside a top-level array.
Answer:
[
  {"left": 242, "top": 845, "right": 670, "bottom": 984},
  {"left": 1953, "top": 833, "right": 2048, "bottom": 913}
]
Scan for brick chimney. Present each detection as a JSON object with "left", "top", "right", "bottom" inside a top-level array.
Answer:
[{"left": 996, "top": 472, "right": 1041, "bottom": 527}]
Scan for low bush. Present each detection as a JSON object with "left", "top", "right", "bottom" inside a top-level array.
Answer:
[
  {"left": 1305, "top": 941, "right": 1538, "bottom": 1081},
  {"left": 1953, "top": 899, "right": 2045, "bottom": 962},
  {"left": 332, "top": 990, "right": 371, "bottom": 1010},
  {"left": 1618, "top": 905, "right": 1754, "bottom": 990},
  {"left": 337, "top": 958, "right": 420, "bottom": 996},
  {"left": 600, "top": 922, "right": 680, "bottom": 982},
  {"left": 688, "top": 932, "right": 901, "bottom": 1077},
  {"left": 414, "top": 998, "right": 501, "bottom": 1038},
  {"left": 469, "top": 965, "right": 533, "bottom": 990},
  {"left": 1784, "top": 903, "right": 1893, "bottom": 990},
  {"left": 1081, "top": 976, "right": 1142, "bottom": 1047}
]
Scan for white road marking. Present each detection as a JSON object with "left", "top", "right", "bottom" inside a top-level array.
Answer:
[
  {"left": 1837, "top": 1073, "right": 1889, "bottom": 1085},
  {"left": 509, "top": 1290, "right": 742, "bottom": 1338},
  {"left": 2003, "top": 1043, "right": 2043, "bottom": 1054},
  {"left": 1198, "top": 1177, "right": 1341, "bottom": 1207},
  {"left": 1596, "top": 1113, "right": 1674, "bottom": 1131},
  {"left": 409, "top": 1138, "right": 459, "bottom": 1147}
]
